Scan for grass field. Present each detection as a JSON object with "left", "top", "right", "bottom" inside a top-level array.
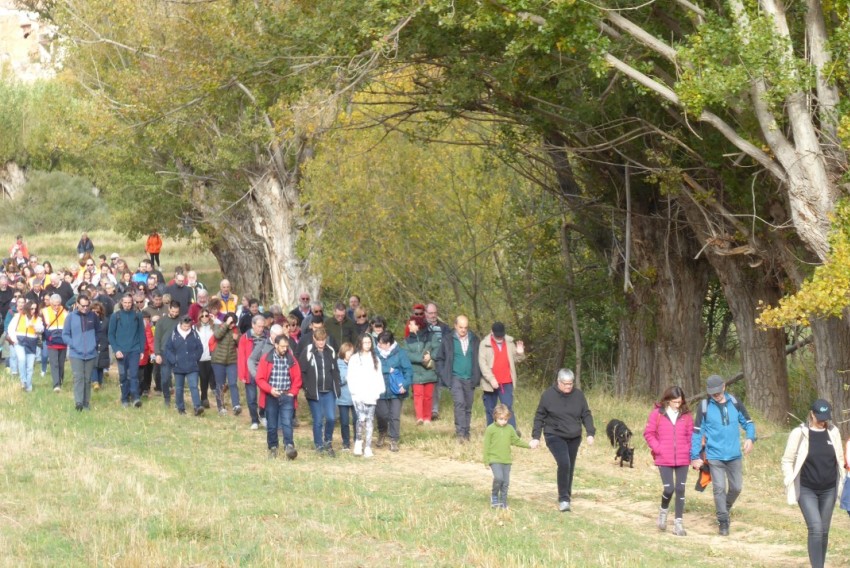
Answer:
[
  {"left": 0, "top": 369, "right": 847, "bottom": 567},
  {"left": 0, "top": 230, "right": 847, "bottom": 566}
]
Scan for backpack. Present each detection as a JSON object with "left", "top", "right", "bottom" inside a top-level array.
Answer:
[
  {"left": 696, "top": 393, "right": 749, "bottom": 428},
  {"left": 389, "top": 367, "right": 406, "bottom": 395}
]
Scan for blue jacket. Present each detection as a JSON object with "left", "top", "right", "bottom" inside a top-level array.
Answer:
[
  {"left": 62, "top": 310, "right": 100, "bottom": 360},
  {"left": 337, "top": 358, "right": 353, "bottom": 406},
  {"left": 108, "top": 308, "right": 145, "bottom": 354},
  {"left": 164, "top": 327, "right": 203, "bottom": 374},
  {"left": 690, "top": 395, "right": 756, "bottom": 461},
  {"left": 378, "top": 343, "right": 413, "bottom": 400}
]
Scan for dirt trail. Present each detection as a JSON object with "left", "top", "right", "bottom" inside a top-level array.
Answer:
[{"left": 321, "top": 442, "right": 809, "bottom": 567}]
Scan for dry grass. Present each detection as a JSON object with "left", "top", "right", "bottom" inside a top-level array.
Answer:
[{"left": 0, "top": 371, "right": 846, "bottom": 567}]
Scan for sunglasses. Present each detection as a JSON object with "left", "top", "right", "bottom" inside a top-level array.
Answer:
[
  {"left": 134, "top": 301, "right": 145, "bottom": 304},
  {"left": 201, "top": 314, "right": 210, "bottom": 318},
  {"left": 413, "top": 312, "right": 424, "bottom": 316},
  {"left": 356, "top": 314, "right": 367, "bottom": 319}
]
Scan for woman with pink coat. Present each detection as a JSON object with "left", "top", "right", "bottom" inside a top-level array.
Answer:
[{"left": 644, "top": 386, "right": 694, "bottom": 537}]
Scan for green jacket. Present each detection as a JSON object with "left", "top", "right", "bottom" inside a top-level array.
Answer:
[
  {"left": 403, "top": 331, "right": 441, "bottom": 385},
  {"left": 483, "top": 422, "right": 529, "bottom": 465},
  {"left": 211, "top": 323, "right": 240, "bottom": 365}
]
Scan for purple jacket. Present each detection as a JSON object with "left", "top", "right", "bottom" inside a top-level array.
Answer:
[{"left": 643, "top": 404, "right": 694, "bottom": 467}]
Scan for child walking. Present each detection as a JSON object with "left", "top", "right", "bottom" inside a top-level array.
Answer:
[
  {"left": 337, "top": 342, "right": 356, "bottom": 451},
  {"left": 483, "top": 404, "right": 532, "bottom": 509}
]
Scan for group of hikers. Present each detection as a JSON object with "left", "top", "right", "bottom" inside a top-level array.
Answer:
[{"left": 1, "top": 233, "right": 849, "bottom": 567}]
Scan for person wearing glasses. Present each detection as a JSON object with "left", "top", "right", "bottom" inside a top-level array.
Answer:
[
  {"left": 529, "top": 369, "right": 596, "bottom": 513},
  {"left": 299, "top": 301, "right": 324, "bottom": 335},
  {"left": 62, "top": 294, "right": 100, "bottom": 411},
  {"left": 289, "top": 293, "right": 312, "bottom": 327},
  {"left": 195, "top": 309, "right": 215, "bottom": 408},
  {"left": 690, "top": 375, "right": 756, "bottom": 536},
  {"left": 352, "top": 308, "right": 370, "bottom": 336},
  {"left": 8, "top": 298, "right": 44, "bottom": 392}
]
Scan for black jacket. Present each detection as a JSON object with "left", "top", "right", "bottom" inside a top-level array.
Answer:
[
  {"left": 297, "top": 344, "right": 340, "bottom": 401},
  {"left": 531, "top": 382, "right": 596, "bottom": 441},
  {"left": 434, "top": 331, "right": 481, "bottom": 387}
]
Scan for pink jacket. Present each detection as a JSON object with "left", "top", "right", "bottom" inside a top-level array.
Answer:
[{"left": 643, "top": 404, "right": 694, "bottom": 467}]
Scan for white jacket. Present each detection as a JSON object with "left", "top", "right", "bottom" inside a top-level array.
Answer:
[
  {"left": 781, "top": 423, "right": 845, "bottom": 505},
  {"left": 346, "top": 352, "right": 385, "bottom": 404}
]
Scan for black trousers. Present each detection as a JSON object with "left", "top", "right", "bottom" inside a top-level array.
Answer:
[{"left": 545, "top": 434, "right": 582, "bottom": 502}]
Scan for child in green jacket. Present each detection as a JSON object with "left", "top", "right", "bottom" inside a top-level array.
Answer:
[{"left": 483, "top": 404, "right": 532, "bottom": 508}]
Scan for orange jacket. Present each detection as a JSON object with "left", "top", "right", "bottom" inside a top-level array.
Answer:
[{"left": 146, "top": 233, "right": 162, "bottom": 254}]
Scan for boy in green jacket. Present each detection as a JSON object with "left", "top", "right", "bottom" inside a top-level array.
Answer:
[{"left": 483, "top": 404, "right": 533, "bottom": 509}]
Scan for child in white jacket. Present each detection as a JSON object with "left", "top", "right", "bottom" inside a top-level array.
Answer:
[{"left": 346, "top": 334, "right": 385, "bottom": 458}]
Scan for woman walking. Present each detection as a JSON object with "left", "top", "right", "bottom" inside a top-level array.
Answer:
[
  {"left": 347, "top": 333, "right": 385, "bottom": 458},
  {"left": 643, "top": 386, "right": 693, "bottom": 536},
  {"left": 781, "top": 399, "right": 844, "bottom": 568},
  {"left": 530, "top": 368, "right": 595, "bottom": 512}
]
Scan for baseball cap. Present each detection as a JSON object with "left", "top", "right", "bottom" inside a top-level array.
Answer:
[
  {"left": 706, "top": 375, "right": 724, "bottom": 395},
  {"left": 811, "top": 399, "right": 832, "bottom": 421},
  {"left": 110, "top": 253, "right": 120, "bottom": 260},
  {"left": 491, "top": 322, "right": 506, "bottom": 338}
]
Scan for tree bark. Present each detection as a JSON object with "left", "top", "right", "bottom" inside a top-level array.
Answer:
[
  {"left": 615, "top": 190, "right": 709, "bottom": 398},
  {"left": 808, "top": 317, "right": 850, "bottom": 437}
]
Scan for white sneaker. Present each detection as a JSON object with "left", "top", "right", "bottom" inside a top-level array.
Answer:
[
  {"left": 53, "top": 387, "right": 61, "bottom": 393},
  {"left": 260, "top": 417, "right": 267, "bottom": 428},
  {"left": 250, "top": 423, "right": 259, "bottom": 430},
  {"left": 353, "top": 440, "right": 363, "bottom": 456},
  {"left": 363, "top": 446, "right": 373, "bottom": 458}
]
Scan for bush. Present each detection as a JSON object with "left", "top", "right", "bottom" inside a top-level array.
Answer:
[{"left": 0, "top": 171, "right": 108, "bottom": 234}]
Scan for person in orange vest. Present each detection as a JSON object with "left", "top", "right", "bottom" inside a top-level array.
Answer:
[{"left": 146, "top": 231, "right": 163, "bottom": 268}]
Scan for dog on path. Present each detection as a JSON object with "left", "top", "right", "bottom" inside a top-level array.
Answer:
[{"left": 606, "top": 419, "right": 634, "bottom": 468}]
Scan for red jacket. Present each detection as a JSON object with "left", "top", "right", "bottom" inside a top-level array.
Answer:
[
  {"left": 139, "top": 322, "right": 155, "bottom": 366},
  {"left": 255, "top": 349, "right": 301, "bottom": 410},
  {"left": 643, "top": 404, "right": 694, "bottom": 467},
  {"left": 237, "top": 331, "right": 266, "bottom": 383}
]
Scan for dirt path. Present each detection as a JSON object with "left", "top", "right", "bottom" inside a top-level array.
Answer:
[{"left": 317, "top": 441, "right": 810, "bottom": 567}]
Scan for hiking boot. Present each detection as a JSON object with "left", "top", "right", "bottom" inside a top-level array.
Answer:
[
  {"left": 284, "top": 444, "right": 298, "bottom": 460},
  {"left": 363, "top": 446, "right": 373, "bottom": 458},
  {"left": 194, "top": 407, "right": 204, "bottom": 416},
  {"left": 268, "top": 447, "right": 278, "bottom": 459},
  {"left": 218, "top": 408, "right": 227, "bottom": 416},
  {"left": 233, "top": 405, "right": 242, "bottom": 416},
  {"left": 657, "top": 507, "right": 668, "bottom": 531},
  {"left": 324, "top": 442, "right": 336, "bottom": 458},
  {"left": 559, "top": 501, "right": 571, "bottom": 512},
  {"left": 353, "top": 440, "right": 363, "bottom": 456},
  {"left": 202, "top": 399, "right": 210, "bottom": 409},
  {"left": 376, "top": 434, "right": 386, "bottom": 448},
  {"left": 389, "top": 440, "right": 399, "bottom": 452},
  {"left": 431, "top": 411, "right": 439, "bottom": 421},
  {"left": 719, "top": 520, "right": 729, "bottom": 536},
  {"left": 75, "top": 404, "right": 83, "bottom": 412},
  {"left": 133, "top": 399, "right": 142, "bottom": 408},
  {"left": 673, "top": 518, "right": 687, "bottom": 536}
]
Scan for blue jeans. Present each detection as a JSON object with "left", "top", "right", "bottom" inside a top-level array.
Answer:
[
  {"left": 265, "top": 394, "right": 295, "bottom": 449},
  {"left": 91, "top": 367, "right": 104, "bottom": 385},
  {"left": 14, "top": 344, "right": 35, "bottom": 391},
  {"left": 211, "top": 363, "right": 240, "bottom": 409},
  {"left": 338, "top": 404, "right": 355, "bottom": 448},
  {"left": 245, "top": 378, "right": 259, "bottom": 424},
  {"left": 174, "top": 372, "right": 201, "bottom": 412},
  {"left": 798, "top": 484, "right": 837, "bottom": 568},
  {"left": 307, "top": 391, "right": 337, "bottom": 448},
  {"left": 482, "top": 383, "right": 516, "bottom": 428},
  {"left": 117, "top": 351, "right": 141, "bottom": 403}
]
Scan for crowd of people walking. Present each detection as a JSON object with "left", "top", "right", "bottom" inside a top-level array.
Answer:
[{"left": 3, "top": 233, "right": 850, "bottom": 566}]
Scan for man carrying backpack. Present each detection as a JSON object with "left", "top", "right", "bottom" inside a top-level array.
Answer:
[{"left": 690, "top": 375, "right": 757, "bottom": 536}]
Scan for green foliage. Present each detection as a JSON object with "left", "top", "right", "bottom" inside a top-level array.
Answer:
[
  {"left": 0, "top": 171, "right": 107, "bottom": 234},
  {"left": 758, "top": 199, "right": 850, "bottom": 327}
]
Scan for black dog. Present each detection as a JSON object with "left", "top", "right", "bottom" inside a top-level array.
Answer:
[{"left": 606, "top": 419, "right": 634, "bottom": 468}]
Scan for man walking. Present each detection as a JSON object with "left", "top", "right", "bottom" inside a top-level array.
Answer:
[
  {"left": 62, "top": 295, "right": 100, "bottom": 411},
  {"left": 108, "top": 295, "right": 146, "bottom": 408},
  {"left": 690, "top": 375, "right": 756, "bottom": 536},
  {"left": 435, "top": 315, "right": 480, "bottom": 442},
  {"left": 478, "top": 321, "right": 525, "bottom": 430}
]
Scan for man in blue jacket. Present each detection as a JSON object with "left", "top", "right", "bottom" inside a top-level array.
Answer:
[
  {"left": 108, "top": 294, "right": 146, "bottom": 408},
  {"left": 690, "top": 375, "right": 756, "bottom": 536},
  {"left": 62, "top": 294, "right": 100, "bottom": 412}
]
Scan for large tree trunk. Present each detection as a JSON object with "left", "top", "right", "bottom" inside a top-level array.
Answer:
[
  {"left": 246, "top": 172, "right": 319, "bottom": 307},
  {"left": 616, "top": 191, "right": 709, "bottom": 398},
  {"left": 680, "top": 197, "right": 790, "bottom": 421},
  {"left": 809, "top": 317, "right": 850, "bottom": 437}
]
